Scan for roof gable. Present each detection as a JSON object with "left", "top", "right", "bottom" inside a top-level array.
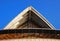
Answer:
[{"left": 4, "top": 6, "right": 55, "bottom": 29}]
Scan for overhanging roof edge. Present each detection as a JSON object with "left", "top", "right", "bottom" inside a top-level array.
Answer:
[
  {"left": 30, "top": 6, "right": 55, "bottom": 29},
  {"left": 4, "top": 7, "right": 31, "bottom": 29}
]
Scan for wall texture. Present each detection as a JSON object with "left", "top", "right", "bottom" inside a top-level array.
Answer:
[{"left": 0, "top": 38, "right": 60, "bottom": 41}]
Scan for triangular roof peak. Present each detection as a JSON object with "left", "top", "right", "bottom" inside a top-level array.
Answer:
[{"left": 4, "top": 6, "right": 55, "bottom": 29}]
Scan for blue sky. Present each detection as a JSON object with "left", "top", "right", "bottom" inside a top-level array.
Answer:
[{"left": 0, "top": 0, "right": 60, "bottom": 30}]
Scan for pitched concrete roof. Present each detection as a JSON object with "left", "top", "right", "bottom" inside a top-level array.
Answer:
[{"left": 4, "top": 6, "right": 55, "bottom": 29}]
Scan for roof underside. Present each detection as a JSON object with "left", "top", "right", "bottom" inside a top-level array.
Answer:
[{"left": 16, "top": 10, "right": 53, "bottom": 29}]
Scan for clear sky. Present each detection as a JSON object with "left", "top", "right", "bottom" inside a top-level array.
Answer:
[{"left": 0, "top": 0, "right": 60, "bottom": 30}]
